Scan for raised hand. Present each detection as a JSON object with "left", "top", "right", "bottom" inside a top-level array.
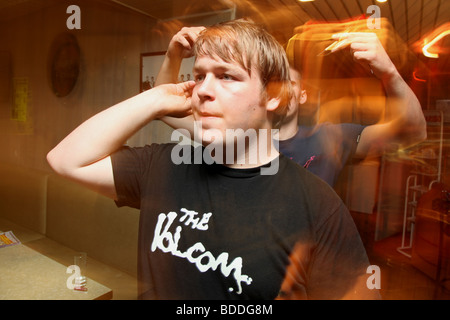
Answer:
[
  {"left": 156, "top": 26, "right": 206, "bottom": 86},
  {"left": 330, "top": 32, "right": 397, "bottom": 80},
  {"left": 167, "top": 26, "right": 206, "bottom": 60},
  {"left": 152, "top": 81, "right": 196, "bottom": 119}
]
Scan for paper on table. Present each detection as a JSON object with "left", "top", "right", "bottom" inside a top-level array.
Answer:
[{"left": 0, "top": 231, "right": 21, "bottom": 248}]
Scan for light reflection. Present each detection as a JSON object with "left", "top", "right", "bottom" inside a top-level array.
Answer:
[
  {"left": 423, "top": 30, "right": 450, "bottom": 59},
  {"left": 414, "top": 22, "right": 450, "bottom": 59}
]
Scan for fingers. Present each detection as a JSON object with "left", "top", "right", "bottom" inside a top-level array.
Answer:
[
  {"left": 331, "top": 32, "right": 377, "bottom": 42},
  {"left": 171, "top": 82, "right": 195, "bottom": 117},
  {"left": 180, "top": 80, "right": 196, "bottom": 95},
  {"left": 175, "top": 33, "right": 194, "bottom": 50},
  {"left": 176, "top": 26, "right": 206, "bottom": 49},
  {"left": 156, "top": 81, "right": 195, "bottom": 98},
  {"left": 325, "top": 38, "right": 350, "bottom": 53},
  {"left": 183, "top": 26, "right": 206, "bottom": 39},
  {"left": 168, "top": 26, "right": 206, "bottom": 59},
  {"left": 325, "top": 32, "right": 380, "bottom": 76},
  {"left": 175, "top": 81, "right": 196, "bottom": 104},
  {"left": 325, "top": 32, "right": 396, "bottom": 78},
  {"left": 329, "top": 33, "right": 378, "bottom": 61},
  {"left": 330, "top": 32, "right": 378, "bottom": 52}
]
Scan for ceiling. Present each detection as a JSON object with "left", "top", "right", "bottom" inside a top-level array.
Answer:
[
  {"left": 116, "top": 0, "right": 450, "bottom": 68},
  {"left": 0, "top": 0, "right": 449, "bottom": 69},
  {"left": 109, "top": 0, "right": 449, "bottom": 45},
  {"left": 1, "top": 0, "right": 448, "bottom": 42}
]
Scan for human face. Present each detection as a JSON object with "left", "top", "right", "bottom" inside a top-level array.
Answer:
[
  {"left": 289, "top": 67, "right": 311, "bottom": 118},
  {"left": 191, "top": 54, "right": 271, "bottom": 146},
  {"left": 289, "top": 67, "right": 307, "bottom": 110}
]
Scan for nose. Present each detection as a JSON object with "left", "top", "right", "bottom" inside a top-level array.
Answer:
[{"left": 196, "top": 74, "right": 215, "bottom": 101}]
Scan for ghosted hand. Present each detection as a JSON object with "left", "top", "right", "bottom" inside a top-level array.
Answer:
[{"left": 331, "top": 32, "right": 398, "bottom": 80}]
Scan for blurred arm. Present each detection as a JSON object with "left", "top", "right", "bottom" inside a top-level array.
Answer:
[{"left": 332, "top": 33, "right": 427, "bottom": 157}]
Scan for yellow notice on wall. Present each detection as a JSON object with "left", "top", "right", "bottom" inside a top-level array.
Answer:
[{"left": 12, "top": 78, "right": 29, "bottom": 122}]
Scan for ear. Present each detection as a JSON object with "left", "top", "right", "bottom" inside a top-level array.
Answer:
[
  {"left": 264, "top": 81, "right": 289, "bottom": 113},
  {"left": 299, "top": 89, "right": 307, "bottom": 105},
  {"left": 266, "top": 96, "right": 281, "bottom": 112}
]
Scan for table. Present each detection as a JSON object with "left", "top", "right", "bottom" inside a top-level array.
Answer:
[
  {"left": 0, "top": 242, "right": 112, "bottom": 300},
  {"left": 0, "top": 220, "right": 112, "bottom": 300}
]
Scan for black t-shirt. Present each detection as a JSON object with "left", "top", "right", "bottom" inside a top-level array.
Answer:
[{"left": 111, "top": 143, "right": 374, "bottom": 300}]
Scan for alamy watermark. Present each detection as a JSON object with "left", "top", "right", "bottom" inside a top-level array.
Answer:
[
  {"left": 367, "top": 5, "right": 381, "bottom": 30},
  {"left": 66, "top": 5, "right": 81, "bottom": 30},
  {"left": 65, "top": 4, "right": 381, "bottom": 31},
  {"left": 170, "top": 122, "right": 280, "bottom": 176},
  {"left": 66, "top": 265, "right": 87, "bottom": 291},
  {"left": 366, "top": 265, "right": 381, "bottom": 289}
]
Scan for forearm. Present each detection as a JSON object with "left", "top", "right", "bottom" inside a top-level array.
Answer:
[
  {"left": 160, "top": 115, "right": 195, "bottom": 137},
  {"left": 155, "top": 54, "right": 183, "bottom": 86},
  {"left": 47, "top": 90, "right": 164, "bottom": 175}
]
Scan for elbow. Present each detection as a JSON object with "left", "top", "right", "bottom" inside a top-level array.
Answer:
[
  {"left": 418, "top": 126, "right": 427, "bottom": 143},
  {"left": 46, "top": 147, "right": 68, "bottom": 176},
  {"left": 46, "top": 148, "right": 59, "bottom": 173},
  {"left": 394, "top": 117, "right": 427, "bottom": 150},
  {"left": 404, "top": 119, "right": 427, "bottom": 147},
  {"left": 405, "top": 108, "right": 428, "bottom": 145},
  {"left": 415, "top": 115, "right": 428, "bottom": 143}
]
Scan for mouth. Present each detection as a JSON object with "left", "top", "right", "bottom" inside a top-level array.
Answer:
[
  {"left": 193, "top": 112, "right": 223, "bottom": 134},
  {"left": 196, "top": 111, "right": 223, "bottom": 121},
  {"left": 198, "top": 110, "right": 221, "bottom": 116}
]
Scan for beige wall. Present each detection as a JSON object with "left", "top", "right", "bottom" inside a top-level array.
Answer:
[{"left": 0, "top": 0, "right": 177, "bottom": 173}]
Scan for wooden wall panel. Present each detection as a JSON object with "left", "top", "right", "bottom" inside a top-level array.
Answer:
[{"left": 0, "top": 0, "right": 162, "bottom": 172}]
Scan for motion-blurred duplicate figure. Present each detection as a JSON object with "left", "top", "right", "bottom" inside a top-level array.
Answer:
[
  {"left": 281, "top": 31, "right": 426, "bottom": 186},
  {"left": 48, "top": 20, "right": 379, "bottom": 299}
]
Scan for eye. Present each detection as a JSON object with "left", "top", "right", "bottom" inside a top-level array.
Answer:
[
  {"left": 194, "top": 74, "right": 205, "bottom": 83},
  {"left": 220, "top": 74, "right": 236, "bottom": 81}
]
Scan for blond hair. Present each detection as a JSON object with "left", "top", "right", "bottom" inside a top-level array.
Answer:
[{"left": 194, "top": 19, "right": 292, "bottom": 128}]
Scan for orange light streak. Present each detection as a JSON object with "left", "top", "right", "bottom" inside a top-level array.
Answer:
[{"left": 421, "top": 23, "right": 450, "bottom": 59}]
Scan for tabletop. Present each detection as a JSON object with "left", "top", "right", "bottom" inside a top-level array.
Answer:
[{"left": 0, "top": 220, "right": 113, "bottom": 300}]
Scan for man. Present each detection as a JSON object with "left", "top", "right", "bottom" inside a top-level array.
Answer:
[
  {"left": 277, "top": 64, "right": 373, "bottom": 187},
  {"left": 158, "top": 28, "right": 426, "bottom": 187},
  {"left": 47, "top": 20, "right": 377, "bottom": 299},
  {"left": 280, "top": 32, "right": 427, "bottom": 187}
]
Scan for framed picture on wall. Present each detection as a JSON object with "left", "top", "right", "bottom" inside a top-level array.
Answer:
[{"left": 140, "top": 52, "right": 195, "bottom": 92}]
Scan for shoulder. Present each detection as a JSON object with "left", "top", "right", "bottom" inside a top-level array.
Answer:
[
  {"left": 279, "top": 155, "right": 342, "bottom": 203},
  {"left": 111, "top": 143, "right": 181, "bottom": 173},
  {"left": 280, "top": 155, "right": 349, "bottom": 221}
]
